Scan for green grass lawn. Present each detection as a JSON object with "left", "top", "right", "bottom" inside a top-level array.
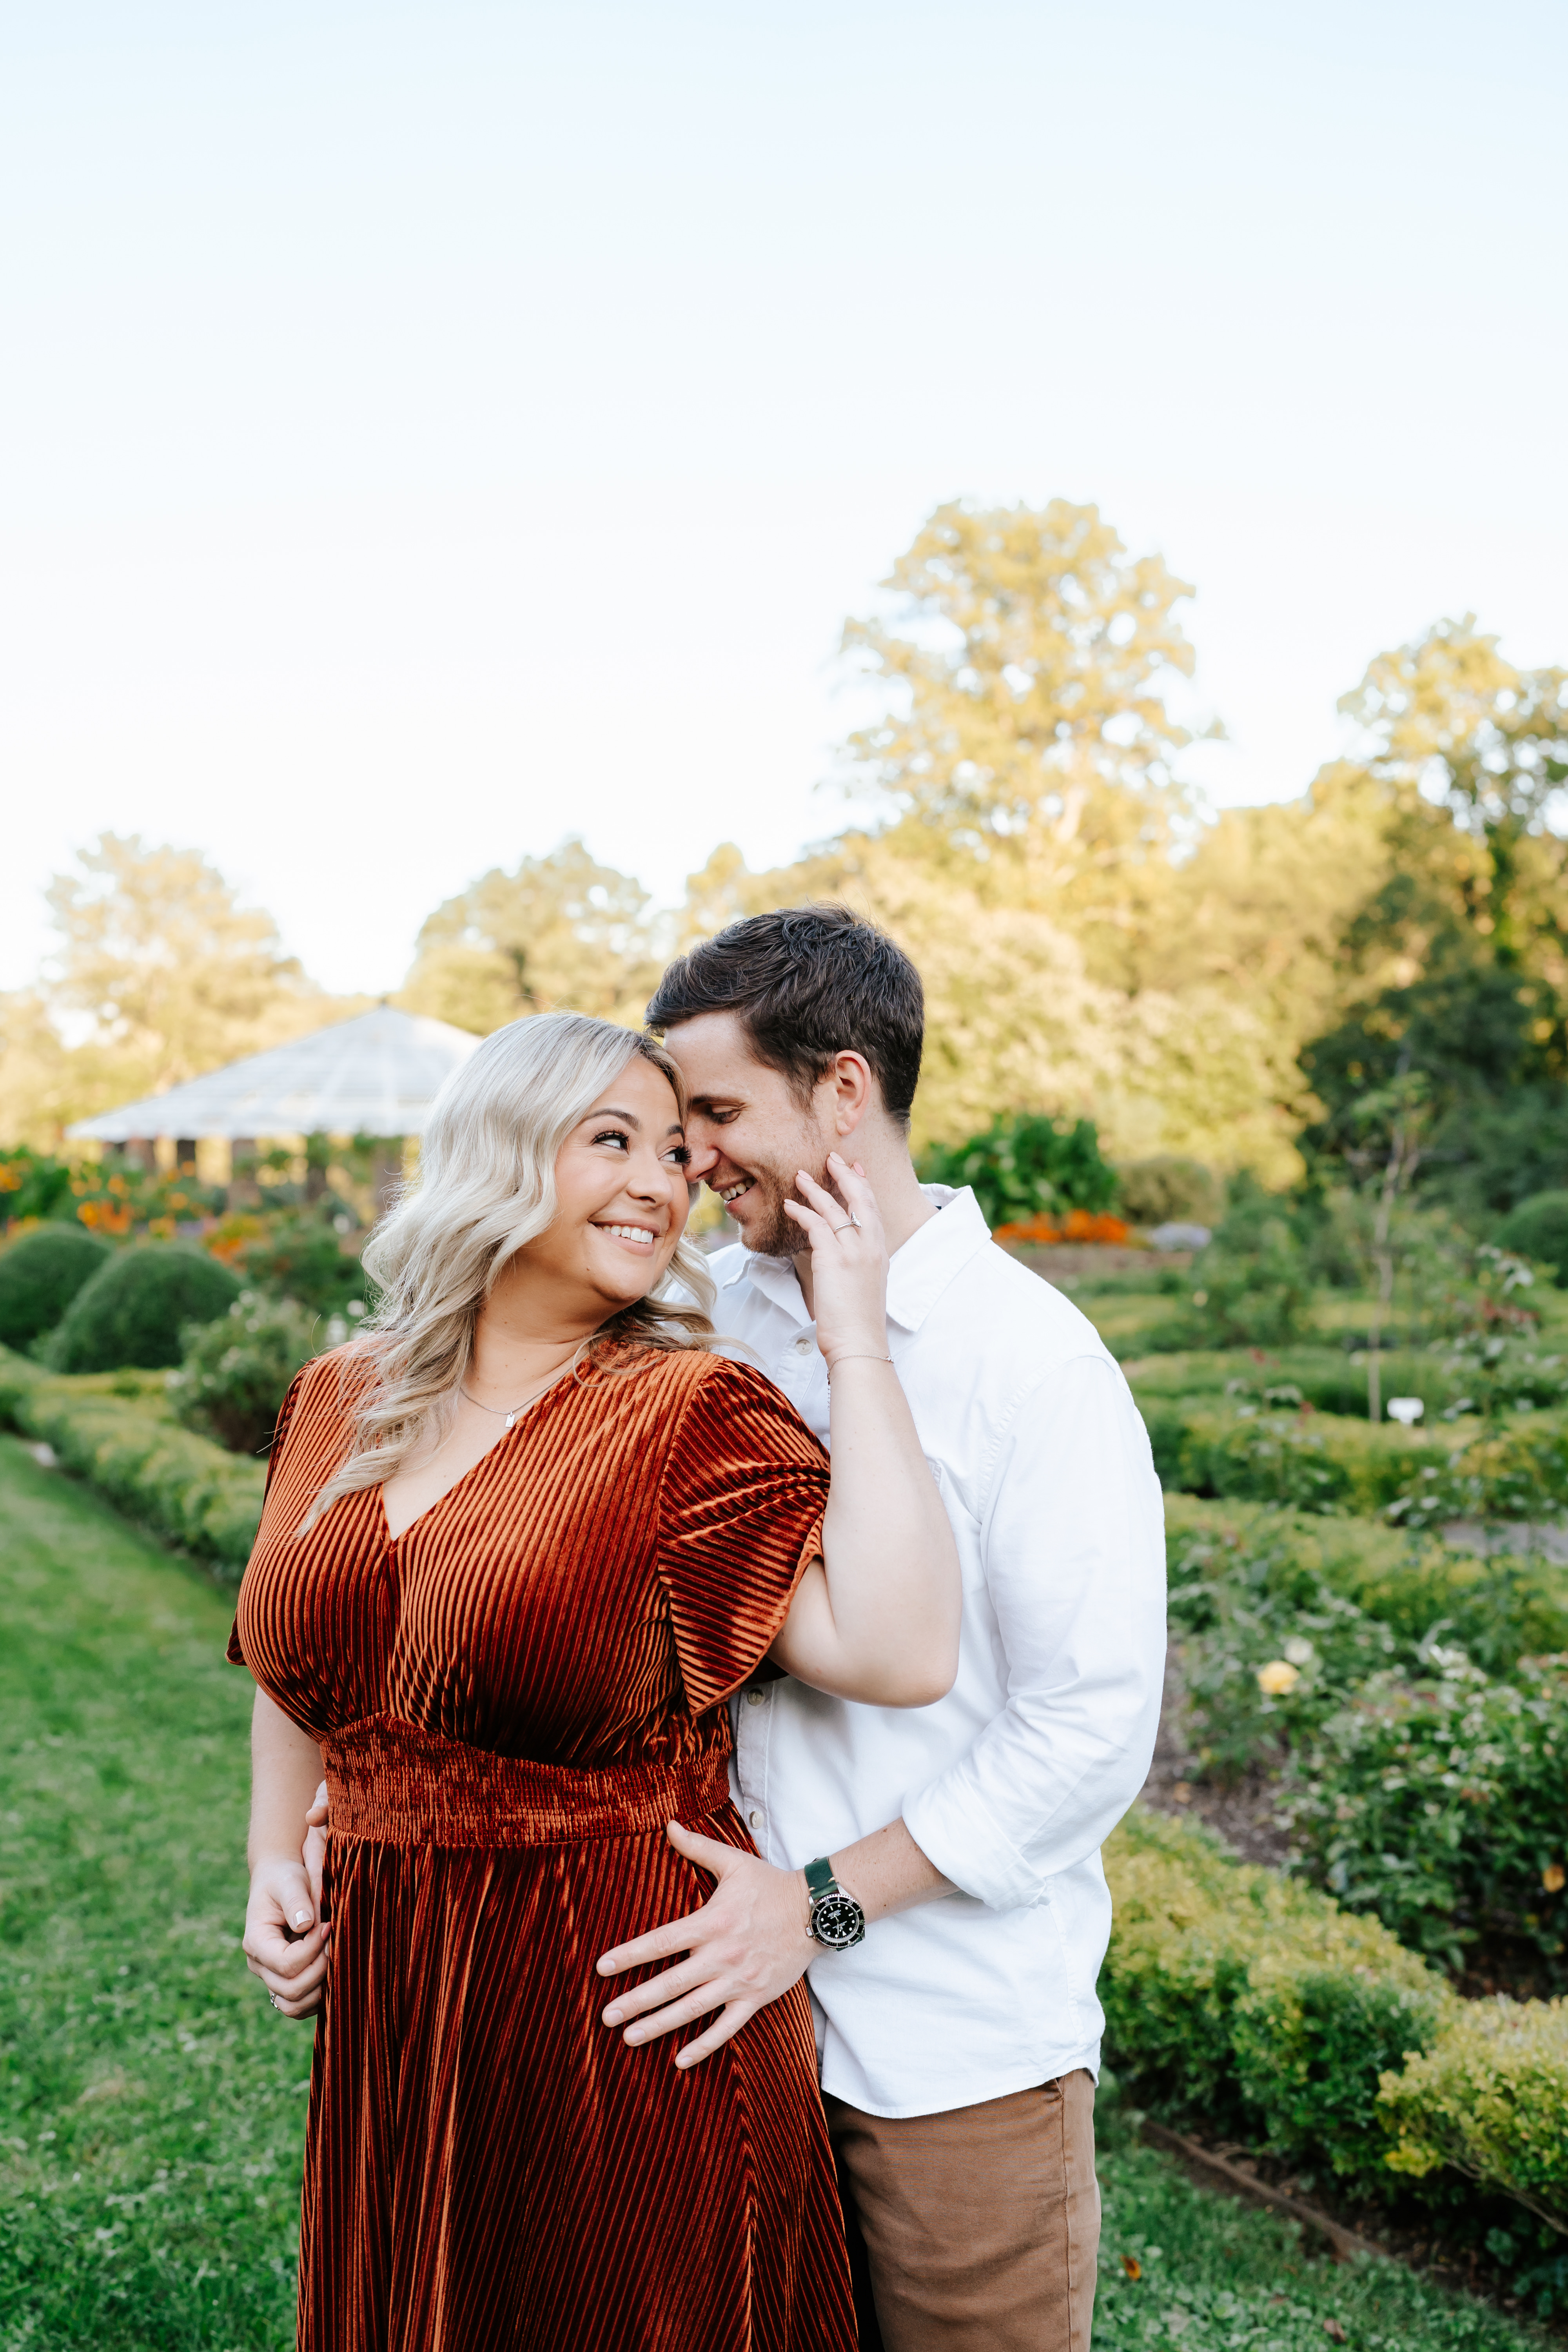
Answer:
[
  {"left": 0, "top": 1437, "right": 303, "bottom": 2350},
  {"left": 0, "top": 1433, "right": 1555, "bottom": 2352},
  {"left": 1095, "top": 2114, "right": 1557, "bottom": 2349}
]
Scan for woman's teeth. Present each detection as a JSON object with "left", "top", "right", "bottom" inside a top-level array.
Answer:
[{"left": 601, "top": 1225, "right": 655, "bottom": 1249}]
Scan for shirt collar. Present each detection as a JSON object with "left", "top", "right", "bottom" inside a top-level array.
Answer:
[{"left": 731, "top": 1183, "right": 993, "bottom": 1335}]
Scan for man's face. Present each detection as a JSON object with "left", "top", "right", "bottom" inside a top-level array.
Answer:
[{"left": 662, "top": 1011, "right": 839, "bottom": 1259}]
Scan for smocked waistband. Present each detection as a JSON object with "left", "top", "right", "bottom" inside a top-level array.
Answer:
[{"left": 322, "top": 1715, "right": 731, "bottom": 1849}]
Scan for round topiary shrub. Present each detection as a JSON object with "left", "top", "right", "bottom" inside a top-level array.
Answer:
[
  {"left": 1115, "top": 1155, "right": 1224, "bottom": 1230},
  {"left": 0, "top": 1225, "right": 113, "bottom": 1352},
  {"left": 43, "top": 1244, "right": 243, "bottom": 1373},
  {"left": 168, "top": 1291, "right": 319, "bottom": 1455},
  {"left": 1495, "top": 1190, "right": 1568, "bottom": 1287}
]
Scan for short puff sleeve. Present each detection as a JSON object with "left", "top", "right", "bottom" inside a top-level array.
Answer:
[
  {"left": 656, "top": 1357, "right": 829, "bottom": 1717},
  {"left": 226, "top": 1365, "right": 310, "bottom": 1667}
]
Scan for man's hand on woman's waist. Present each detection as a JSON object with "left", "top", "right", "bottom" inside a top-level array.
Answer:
[{"left": 594, "top": 1817, "right": 952, "bottom": 2070}]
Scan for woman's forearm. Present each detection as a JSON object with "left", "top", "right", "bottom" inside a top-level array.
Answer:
[
  {"left": 248, "top": 1687, "right": 325, "bottom": 1869},
  {"left": 771, "top": 1356, "right": 960, "bottom": 1704}
]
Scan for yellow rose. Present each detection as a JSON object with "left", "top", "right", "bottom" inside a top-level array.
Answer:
[{"left": 1256, "top": 1659, "right": 1301, "bottom": 1696}]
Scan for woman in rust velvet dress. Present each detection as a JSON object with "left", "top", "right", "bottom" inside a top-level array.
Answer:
[{"left": 234, "top": 1013, "right": 959, "bottom": 2352}]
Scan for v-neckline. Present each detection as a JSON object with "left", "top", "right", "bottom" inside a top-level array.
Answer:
[{"left": 377, "top": 1364, "right": 584, "bottom": 1546}]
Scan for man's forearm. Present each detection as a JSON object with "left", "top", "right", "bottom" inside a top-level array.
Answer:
[{"left": 831, "top": 1816, "right": 953, "bottom": 1925}]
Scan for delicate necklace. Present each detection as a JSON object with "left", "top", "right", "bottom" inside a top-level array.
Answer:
[{"left": 459, "top": 1372, "right": 564, "bottom": 1432}]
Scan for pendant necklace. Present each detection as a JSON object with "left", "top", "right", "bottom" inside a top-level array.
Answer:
[{"left": 460, "top": 1373, "right": 563, "bottom": 1432}]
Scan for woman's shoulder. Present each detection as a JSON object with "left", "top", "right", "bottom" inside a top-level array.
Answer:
[
  {"left": 283, "top": 1341, "right": 376, "bottom": 1430},
  {"left": 641, "top": 1346, "right": 779, "bottom": 1403},
  {"left": 659, "top": 1348, "right": 826, "bottom": 1461}
]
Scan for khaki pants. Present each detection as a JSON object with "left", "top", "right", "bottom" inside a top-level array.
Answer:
[{"left": 823, "top": 2073, "right": 1099, "bottom": 2351}]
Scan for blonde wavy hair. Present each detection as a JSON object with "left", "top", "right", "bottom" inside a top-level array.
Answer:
[{"left": 303, "top": 1011, "right": 717, "bottom": 1528}]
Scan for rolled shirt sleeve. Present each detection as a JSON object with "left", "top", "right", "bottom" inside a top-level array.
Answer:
[{"left": 902, "top": 1354, "right": 1167, "bottom": 1913}]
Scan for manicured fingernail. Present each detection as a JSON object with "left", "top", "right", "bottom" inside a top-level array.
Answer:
[
  {"left": 293, "top": 1910, "right": 310, "bottom": 1926},
  {"left": 625, "top": 2027, "right": 643, "bottom": 2043},
  {"left": 604, "top": 2007, "right": 623, "bottom": 2025}
]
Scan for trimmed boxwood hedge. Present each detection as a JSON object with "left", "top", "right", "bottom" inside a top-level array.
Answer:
[
  {"left": 42, "top": 1244, "right": 241, "bottom": 1373},
  {"left": 0, "top": 1225, "right": 112, "bottom": 1350},
  {"left": 0, "top": 1345, "right": 264, "bottom": 1578},
  {"left": 1102, "top": 1806, "right": 1568, "bottom": 2235},
  {"left": 1134, "top": 1390, "right": 1568, "bottom": 1524}
]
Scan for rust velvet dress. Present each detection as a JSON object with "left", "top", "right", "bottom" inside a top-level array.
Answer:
[{"left": 229, "top": 1345, "right": 857, "bottom": 2352}]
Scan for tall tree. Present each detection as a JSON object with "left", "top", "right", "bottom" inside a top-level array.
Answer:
[
  {"left": 47, "top": 834, "right": 338, "bottom": 1096},
  {"left": 0, "top": 836, "right": 347, "bottom": 1145},
  {"left": 1299, "top": 619, "right": 1568, "bottom": 1211},
  {"left": 837, "top": 498, "right": 1209, "bottom": 976},
  {"left": 401, "top": 838, "right": 658, "bottom": 1034}
]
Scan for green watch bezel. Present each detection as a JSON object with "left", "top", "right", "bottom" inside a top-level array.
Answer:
[{"left": 804, "top": 1855, "right": 867, "bottom": 1951}]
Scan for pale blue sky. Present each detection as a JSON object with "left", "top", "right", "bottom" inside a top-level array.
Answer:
[{"left": 4, "top": 0, "right": 1565, "bottom": 995}]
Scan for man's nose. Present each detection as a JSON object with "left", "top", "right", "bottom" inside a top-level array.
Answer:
[{"left": 684, "top": 1141, "right": 720, "bottom": 1180}]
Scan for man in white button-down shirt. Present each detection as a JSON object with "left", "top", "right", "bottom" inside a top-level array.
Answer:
[{"left": 598, "top": 906, "right": 1166, "bottom": 2351}]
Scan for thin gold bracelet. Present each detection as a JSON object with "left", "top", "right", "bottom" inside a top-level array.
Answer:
[{"left": 824, "top": 1353, "right": 893, "bottom": 1383}]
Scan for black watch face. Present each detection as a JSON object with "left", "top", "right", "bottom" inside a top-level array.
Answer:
[{"left": 810, "top": 1892, "right": 866, "bottom": 1950}]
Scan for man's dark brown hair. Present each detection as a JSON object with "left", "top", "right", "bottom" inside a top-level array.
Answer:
[{"left": 645, "top": 904, "right": 924, "bottom": 1130}]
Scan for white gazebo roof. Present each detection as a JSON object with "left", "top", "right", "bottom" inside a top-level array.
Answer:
[{"left": 67, "top": 1005, "right": 481, "bottom": 1142}]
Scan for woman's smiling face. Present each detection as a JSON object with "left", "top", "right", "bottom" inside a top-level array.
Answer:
[{"left": 515, "top": 1053, "right": 692, "bottom": 1317}]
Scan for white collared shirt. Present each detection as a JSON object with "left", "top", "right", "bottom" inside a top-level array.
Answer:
[{"left": 714, "top": 1184, "right": 1166, "bottom": 2120}]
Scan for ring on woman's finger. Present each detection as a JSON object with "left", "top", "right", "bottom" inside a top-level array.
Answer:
[{"left": 269, "top": 1992, "right": 283, "bottom": 2011}]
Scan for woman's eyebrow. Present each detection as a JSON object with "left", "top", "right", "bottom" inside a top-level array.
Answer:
[{"left": 588, "top": 1105, "right": 641, "bottom": 1127}]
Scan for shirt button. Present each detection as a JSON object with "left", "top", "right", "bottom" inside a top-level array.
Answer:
[
  {"left": 749, "top": 1810, "right": 762, "bottom": 1829},
  {"left": 791, "top": 1335, "right": 813, "bottom": 1356},
  {"left": 744, "top": 1688, "right": 766, "bottom": 1707}
]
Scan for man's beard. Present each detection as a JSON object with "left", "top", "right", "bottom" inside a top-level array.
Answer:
[{"left": 721, "top": 1161, "right": 826, "bottom": 1259}]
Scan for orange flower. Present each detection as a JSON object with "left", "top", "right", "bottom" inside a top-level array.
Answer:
[
  {"left": 77, "top": 1199, "right": 134, "bottom": 1237},
  {"left": 995, "top": 1208, "right": 1132, "bottom": 1247}
]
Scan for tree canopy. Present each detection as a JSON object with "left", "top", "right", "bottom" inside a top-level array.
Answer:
[
  {"left": 398, "top": 837, "right": 659, "bottom": 1035},
  {"left": 0, "top": 835, "right": 352, "bottom": 1145}
]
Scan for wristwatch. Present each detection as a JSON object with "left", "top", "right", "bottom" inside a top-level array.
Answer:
[{"left": 804, "top": 1855, "right": 866, "bottom": 1950}]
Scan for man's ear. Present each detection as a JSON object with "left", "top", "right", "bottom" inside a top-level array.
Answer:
[{"left": 828, "top": 1052, "right": 873, "bottom": 1138}]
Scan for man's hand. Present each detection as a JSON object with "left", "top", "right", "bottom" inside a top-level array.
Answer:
[
  {"left": 596, "top": 1822, "right": 815, "bottom": 2070},
  {"left": 304, "top": 1777, "right": 329, "bottom": 1917}
]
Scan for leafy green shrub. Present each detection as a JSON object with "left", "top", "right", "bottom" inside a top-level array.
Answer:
[
  {"left": 168, "top": 1292, "right": 319, "bottom": 1456},
  {"left": 227, "top": 1213, "right": 368, "bottom": 1318},
  {"left": 0, "top": 1146, "right": 76, "bottom": 1226},
  {"left": 42, "top": 1245, "right": 241, "bottom": 1373},
  {"left": 1389, "top": 1411, "right": 1568, "bottom": 1529},
  {"left": 1134, "top": 1212, "right": 1314, "bottom": 1353},
  {"left": 0, "top": 1345, "right": 264, "bottom": 1577},
  {"left": 1114, "top": 1155, "right": 1223, "bottom": 1229},
  {"left": 1102, "top": 1806, "right": 1448, "bottom": 2190},
  {"left": 1497, "top": 1190, "right": 1568, "bottom": 1287},
  {"left": 0, "top": 1226, "right": 112, "bottom": 1350},
  {"left": 1280, "top": 1652, "right": 1568, "bottom": 1986},
  {"left": 1168, "top": 1522, "right": 1403, "bottom": 1780},
  {"left": 1380, "top": 1995, "right": 1568, "bottom": 2233},
  {"left": 1163, "top": 1399, "right": 1468, "bottom": 1513},
  {"left": 1147, "top": 1391, "right": 1568, "bottom": 1524},
  {"left": 1103, "top": 1806, "right": 1568, "bottom": 2241},
  {"left": 918, "top": 1112, "right": 1118, "bottom": 1225},
  {"left": 1166, "top": 1500, "right": 1568, "bottom": 1696}
]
